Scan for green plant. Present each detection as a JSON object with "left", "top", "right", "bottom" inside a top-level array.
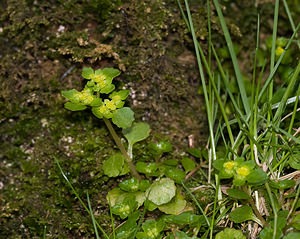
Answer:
[
  {"left": 61, "top": 67, "right": 141, "bottom": 179},
  {"left": 176, "top": 0, "right": 300, "bottom": 238},
  {"left": 57, "top": 0, "right": 300, "bottom": 238}
]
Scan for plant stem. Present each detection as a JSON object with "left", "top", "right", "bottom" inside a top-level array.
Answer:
[
  {"left": 242, "top": 186, "right": 269, "bottom": 227},
  {"left": 103, "top": 118, "right": 141, "bottom": 181},
  {"left": 265, "top": 182, "right": 278, "bottom": 239}
]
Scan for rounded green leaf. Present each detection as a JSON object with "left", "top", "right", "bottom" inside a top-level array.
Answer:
[
  {"left": 163, "top": 159, "right": 179, "bottom": 166},
  {"left": 82, "top": 67, "right": 94, "bottom": 79},
  {"left": 112, "top": 195, "right": 137, "bottom": 219},
  {"left": 136, "top": 219, "right": 165, "bottom": 239},
  {"left": 146, "top": 178, "right": 176, "bottom": 205},
  {"left": 91, "top": 107, "right": 103, "bottom": 119},
  {"left": 181, "top": 157, "right": 196, "bottom": 173},
  {"left": 64, "top": 102, "right": 87, "bottom": 111},
  {"left": 139, "top": 180, "right": 151, "bottom": 191},
  {"left": 162, "top": 211, "right": 205, "bottom": 226},
  {"left": 119, "top": 177, "right": 140, "bottom": 192},
  {"left": 110, "top": 90, "right": 130, "bottom": 100},
  {"left": 100, "top": 83, "right": 115, "bottom": 94},
  {"left": 213, "top": 159, "right": 226, "bottom": 171},
  {"left": 61, "top": 89, "right": 79, "bottom": 101},
  {"left": 89, "top": 97, "right": 102, "bottom": 107},
  {"left": 122, "top": 122, "right": 150, "bottom": 146},
  {"left": 186, "top": 148, "right": 202, "bottom": 158},
  {"left": 247, "top": 168, "right": 267, "bottom": 185},
  {"left": 107, "top": 188, "right": 125, "bottom": 207},
  {"left": 102, "top": 153, "right": 125, "bottom": 177},
  {"left": 164, "top": 167, "right": 186, "bottom": 184},
  {"left": 102, "top": 67, "right": 121, "bottom": 80},
  {"left": 112, "top": 107, "right": 134, "bottom": 129},
  {"left": 269, "top": 179, "right": 296, "bottom": 190},
  {"left": 158, "top": 191, "right": 186, "bottom": 215},
  {"left": 283, "top": 232, "right": 300, "bottom": 239},
  {"left": 216, "top": 228, "right": 246, "bottom": 239},
  {"left": 227, "top": 188, "right": 250, "bottom": 200},
  {"left": 148, "top": 141, "right": 173, "bottom": 156},
  {"left": 229, "top": 206, "right": 255, "bottom": 223},
  {"left": 289, "top": 153, "right": 300, "bottom": 169},
  {"left": 136, "top": 162, "right": 158, "bottom": 176}
]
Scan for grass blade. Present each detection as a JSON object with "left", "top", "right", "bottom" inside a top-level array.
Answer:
[
  {"left": 212, "top": 0, "right": 250, "bottom": 115},
  {"left": 87, "top": 192, "right": 100, "bottom": 239},
  {"left": 53, "top": 157, "right": 109, "bottom": 239}
]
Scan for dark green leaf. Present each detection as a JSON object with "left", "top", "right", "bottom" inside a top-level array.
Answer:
[
  {"left": 162, "top": 211, "right": 205, "bottom": 226},
  {"left": 186, "top": 148, "right": 202, "bottom": 158},
  {"left": 229, "top": 206, "right": 255, "bottom": 223},
  {"left": 162, "top": 159, "right": 179, "bottom": 166},
  {"left": 227, "top": 188, "right": 250, "bottom": 200},
  {"left": 139, "top": 180, "right": 151, "bottom": 191},
  {"left": 283, "top": 232, "right": 300, "bottom": 239},
  {"left": 64, "top": 102, "right": 87, "bottom": 111},
  {"left": 289, "top": 153, "right": 300, "bottom": 169},
  {"left": 114, "top": 211, "right": 140, "bottom": 239},
  {"left": 215, "top": 228, "right": 246, "bottom": 239},
  {"left": 167, "top": 231, "right": 196, "bottom": 239},
  {"left": 148, "top": 141, "right": 173, "bottom": 157},
  {"left": 269, "top": 179, "right": 296, "bottom": 190},
  {"left": 102, "top": 153, "right": 125, "bottom": 177},
  {"left": 136, "top": 162, "right": 158, "bottom": 176},
  {"left": 247, "top": 168, "right": 267, "bottom": 185},
  {"left": 119, "top": 177, "right": 140, "bottom": 192},
  {"left": 181, "top": 157, "right": 196, "bottom": 173},
  {"left": 164, "top": 167, "right": 186, "bottom": 184},
  {"left": 112, "top": 107, "right": 134, "bottom": 129}
]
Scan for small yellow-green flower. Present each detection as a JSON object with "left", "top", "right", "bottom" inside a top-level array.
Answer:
[
  {"left": 119, "top": 204, "right": 130, "bottom": 213},
  {"left": 93, "top": 73, "right": 109, "bottom": 89},
  {"left": 105, "top": 99, "right": 117, "bottom": 110},
  {"left": 82, "top": 67, "right": 120, "bottom": 93},
  {"left": 223, "top": 161, "right": 236, "bottom": 175},
  {"left": 275, "top": 46, "right": 284, "bottom": 57},
  {"left": 147, "top": 228, "right": 159, "bottom": 238},
  {"left": 72, "top": 89, "right": 95, "bottom": 105},
  {"left": 236, "top": 166, "right": 250, "bottom": 177}
]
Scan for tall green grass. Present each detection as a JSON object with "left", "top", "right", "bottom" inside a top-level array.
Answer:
[{"left": 178, "top": 0, "right": 300, "bottom": 238}]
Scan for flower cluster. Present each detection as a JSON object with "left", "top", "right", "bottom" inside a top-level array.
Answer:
[
  {"left": 82, "top": 67, "right": 119, "bottom": 94},
  {"left": 61, "top": 67, "right": 130, "bottom": 119},
  {"left": 214, "top": 158, "right": 256, "bottom": 186},
  {"left": 92, "top": 90, "right": 129, "bottom": 119}
]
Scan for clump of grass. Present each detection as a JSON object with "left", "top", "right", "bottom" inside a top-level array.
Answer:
[{"left": 178, "top": 0, "right": 300, "bottom": 238}]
